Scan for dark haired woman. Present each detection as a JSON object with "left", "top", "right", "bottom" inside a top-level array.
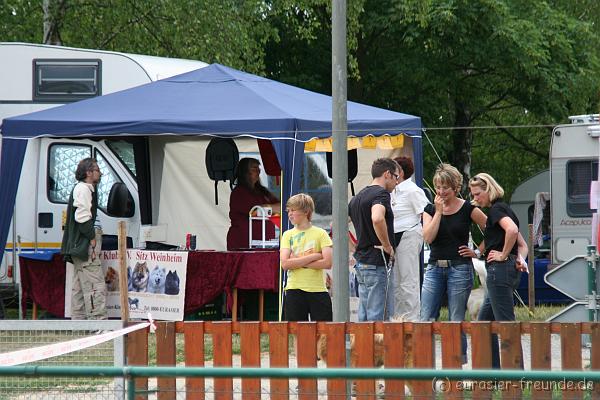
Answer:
[{"left": 226, "top": 158, "right": 280, "bottom": 250}]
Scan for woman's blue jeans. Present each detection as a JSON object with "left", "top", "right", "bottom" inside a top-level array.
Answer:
[
  {"left": 478, "top": 258, "right": 522, "bottom": 368},
  {"left": 354, "top": 261, "right": 393, "bottom": 321},
  {"left": 420, "top": 262, "right": 473, "bottom": 362}
]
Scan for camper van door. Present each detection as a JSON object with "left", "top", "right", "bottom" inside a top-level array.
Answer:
[{"left": 36, "top": 138, "right": 140, "bottom": 249}]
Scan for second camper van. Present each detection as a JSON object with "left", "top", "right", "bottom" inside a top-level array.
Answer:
[{"left": 510, "top": 115, "right": 599, "bottom": 267}]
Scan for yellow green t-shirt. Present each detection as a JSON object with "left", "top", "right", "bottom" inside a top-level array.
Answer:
[{"left": 281, "top": 225, "right": 333, "bottom": 292}]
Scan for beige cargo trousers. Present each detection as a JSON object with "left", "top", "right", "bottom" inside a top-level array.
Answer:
[{"left": 71, "top": 228, "right": 107, "bottom": 320}]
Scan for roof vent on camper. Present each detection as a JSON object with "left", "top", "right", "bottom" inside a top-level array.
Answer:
[
  {"left": 206, "top": 138, "right": 239, "bottom": 205},
  {"left": 569, "top": 114, "right": 599, "bottom": 124},
  {"left": 326, "top": 149, "right": 358, "bottom": 196}
]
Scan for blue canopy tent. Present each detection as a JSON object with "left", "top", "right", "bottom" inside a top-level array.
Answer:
[{"left": 0, "top": 63, "right": 422, "bottom": 263}]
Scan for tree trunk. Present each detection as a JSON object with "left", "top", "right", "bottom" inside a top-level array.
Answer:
[
  {"left": 450, "top": 102, "right": 473, "bottom": 195},
  {"left": 43, "top": 0, "right": 67, "bottom": 45}
]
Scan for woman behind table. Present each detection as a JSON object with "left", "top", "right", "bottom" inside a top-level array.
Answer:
[
  {"left": 420, "top": 163, "right": 486, "bottom": 362},
  {"left": 226, "top": 158, "right": 280, "bottom": 250},
  {"left": 469, "top": 173, "right": 528, "bottom": 368}
]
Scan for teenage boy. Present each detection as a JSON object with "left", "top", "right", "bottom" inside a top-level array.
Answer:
[{"left": 280, "top": 193, "right": 333, "bottom": 321}]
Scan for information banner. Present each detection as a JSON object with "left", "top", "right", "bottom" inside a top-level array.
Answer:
[{"left": 61, "top": 249, "right": 188, "bottom": 321}]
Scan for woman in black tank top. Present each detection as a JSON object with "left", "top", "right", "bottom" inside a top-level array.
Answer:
[
  {"left": 421, "top": 164, "right": 486, "bottom": 363},
  {"left": 469, "top": 173, "right": 528, "bottom": 368}
]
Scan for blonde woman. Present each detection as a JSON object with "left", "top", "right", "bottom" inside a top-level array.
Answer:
[
  {"left": 469, "top": 173, "right": 528, "bottom": 368},
  {"left": 421, "top": 164, "right": 487, "bottom": 363}
]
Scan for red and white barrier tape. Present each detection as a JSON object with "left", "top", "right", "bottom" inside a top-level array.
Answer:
[{"left": 0, "top": 314, "right": 157, "bottom": 367}]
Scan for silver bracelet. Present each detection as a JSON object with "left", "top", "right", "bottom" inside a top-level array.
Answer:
[{"left": 474, "top": 248, "right": 482, "bottom": 258}]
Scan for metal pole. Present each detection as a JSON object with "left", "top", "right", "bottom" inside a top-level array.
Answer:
[
  {"left": 127, "top": 375, "right": 135, "bottom": 400},
  {"left": 118, "top": 221, "right": 130, "bottom": 322},
  {"left": 527, "top": 224, "right": 535, "bottom": 310},
  {"left": 587, "top": 245, "right": 598, "bottom": 321},
  {"left": 332, "top": 0, "right": 349, "bottom": 322}
]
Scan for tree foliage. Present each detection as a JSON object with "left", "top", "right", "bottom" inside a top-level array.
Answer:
[
  {"left": 2, "top": 0, "right": 278, "bottom": 73},
  {"left": 353, "top": 0, "right": 600, "bottom": 195},
  {"left": 263, "top": 0, "right": 364, "bottom": 93}
]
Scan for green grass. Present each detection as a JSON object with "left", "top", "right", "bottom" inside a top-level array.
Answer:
[{"left": 439, "top": 304, "right": 564, "bottom": 322}]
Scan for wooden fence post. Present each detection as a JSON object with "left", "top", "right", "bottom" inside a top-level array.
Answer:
[
  {"left": 498, "top": 322, "right": 523, "bottom": 398},
  {"left": 471, "top": 322, "right": 492, "bottom": 400},
  {"left": 412, "top": 323, "right": 434, "bottom": 398},
  {"left": 530, "top": 322, "right": 551, "bottom": 400},
  {"left": 156, "top": 322, "right": 176, "bottom": 400},
  {"left": 126, "top": 327, "right": 149, "bottom": 400},
  {"left": 184, "top": 322, "right": 206, "bottom": 400},
  {"left": 352, "top": 323, "right": 375, "bottom": 398},
  {"left": 560, "top": 323, "right": 583, "bottom": 400},
  {"left": 296, "top": 322, "right": 318, "bottom": 400},
  {"left": 240, "top": 322, "right": 261, "bottom": 400},
  {"left": 440, "top": 322, "right": 463, "bottom": 398},
  {"left": 325, "top": 323, "right": 347, "bottom": 397},
  {"left": 212, "top": 322, "right": 233, "bottom": 400},
  {"left": 268, "top": 322, "right": 290, "bottom": 400},
  {"left": 384, "top": 322, "right": 405, "bottom": 399}
]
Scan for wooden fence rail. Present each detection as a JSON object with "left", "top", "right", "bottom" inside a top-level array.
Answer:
[{"left": 126, "top": 321, "right": 600, "bottom": 400}]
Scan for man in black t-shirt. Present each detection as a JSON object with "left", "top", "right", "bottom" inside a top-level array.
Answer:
[{"left": 348, "top": 158, "right": 399, "bottom": 321}]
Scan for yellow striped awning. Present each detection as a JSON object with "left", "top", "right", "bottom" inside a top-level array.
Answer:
[{"left": 304, "top": 134, "right": 405, "bottom": 152}]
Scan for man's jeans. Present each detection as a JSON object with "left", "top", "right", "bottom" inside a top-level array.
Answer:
[
  {"left": 420, "top": 261, "right": 473, "bottom": 362},
  {"left": 354, "top": 261, "right": 393, "bottom": 321},
  {"left": 478, "top": 258, "right": 522, "bottom": 368}
]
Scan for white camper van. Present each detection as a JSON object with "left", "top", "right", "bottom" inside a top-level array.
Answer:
[
  {"left": 510, "top": 114, "right": 599, "bottom": 267},
  {"left": 0, "top": 42, "right": 207, "bottom": 285},
  {"left": 549, "top": 115, "right": 599, "bottom": 265}
]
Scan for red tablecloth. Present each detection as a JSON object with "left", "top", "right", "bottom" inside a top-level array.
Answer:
[
  {"left": 20, "top": 253, "right": 66, "bottom": 317},
  {"left": 184, "top": 250, "right": 280, "bottom": 313},
  {"left": 19, "top": 249, "right": 280, "bottom": 318}
]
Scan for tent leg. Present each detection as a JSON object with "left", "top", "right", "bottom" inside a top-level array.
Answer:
[
  {"left": 232, "top": 288, "right": 238, "bottom": 322},
  {"left": 214, "top": 181, "right": 219, "bottom": 205},
  {"left": 258, "top": 289, "right": 264, "bottom": 321}
]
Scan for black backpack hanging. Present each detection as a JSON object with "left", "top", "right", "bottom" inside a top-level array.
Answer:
[
  {"left": 205, "top": 138, "right": 239, "bottom": 205},
  {"left": 326, "top": 149, "right": 358, "bottom": 196}
]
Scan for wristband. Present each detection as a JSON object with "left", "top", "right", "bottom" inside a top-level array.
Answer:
[{"left": 474, "top": 248, "right": 481, "bottom": 258}]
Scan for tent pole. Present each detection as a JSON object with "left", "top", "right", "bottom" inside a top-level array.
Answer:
[
  {"left": 278, "top": 169, "right": 284, "bottom": 321},
  {"left": 332, "top": 0, "right": 349, "bottom": 322}
]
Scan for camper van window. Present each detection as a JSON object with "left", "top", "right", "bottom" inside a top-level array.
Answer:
[
  {"left": 48, "top": 144, "right": 92, "bottom": 203},
  {"left": 566, "top": 159, "right": 598, "bottom": 217},
  {"left": 301, "top": 153, "right": 332, "bottom": 218},
  {"left": 33, "top": 59, "right": 101, "bottom": 102},
  {"left": 47, "top": 144, "right": 129, "bottom": 215},
  {"left": 94, "top": 151, "right": 128, "bottom": 214},
  {"left": 106, "top": 140, "right": 137, "bottom": 177}
]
